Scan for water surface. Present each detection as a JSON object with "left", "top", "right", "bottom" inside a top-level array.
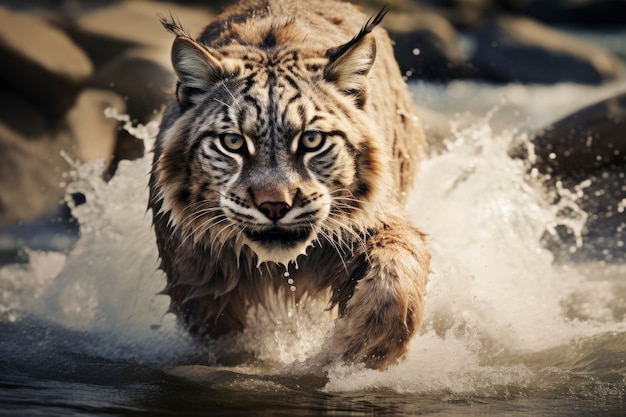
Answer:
[{"left": 1, "top": 81, "right": 625, "bottom": 416}]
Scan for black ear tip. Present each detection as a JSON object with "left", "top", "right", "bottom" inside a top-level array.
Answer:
[
  {"left": 326, "top": 6, "right": 386, "bottom": 63},
  {"left": 159, "top": 13, "right": 189, "bottom": 38}
]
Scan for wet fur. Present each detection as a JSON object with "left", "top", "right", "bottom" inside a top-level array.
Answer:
[{"left": 150, "top": 0, "right": 430, "bottom": 369}]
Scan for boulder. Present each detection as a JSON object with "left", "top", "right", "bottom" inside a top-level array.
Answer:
[
  {"left": 63, "top": 88, "right": 126, "bottom": 163},
  {"left": 0, "top": 122, "right": 73, "bottom": 226},
  {"left": 541, "top": 164, "right": 626, "bottom": 263},
  {"left": 0, "top": 87, "right": 128, "bottom": 225},
  {"left": 385, "top": 9, "right": 469, "bottom": 81},
  {"left": 471, "top": 16, "right": 624, "bottom": 84},
  {"left": 0, "top": 6, "right": 92, "bottom": 119},
  {"left": 526, "top": 92, "right": 626, "bottom": 176},
  {"left": 508, "top": 0, "right": 626, "bottom": 26},
  {"left": 0, "top": 88, "right": 48, "bottom": 138},
  {"left": 69, "top": 1, "right": 213, "bottom": 56},
  {"left": 416, "top": 0, "right": 500, "bottom": 29},
  {"left": 87, "top": 47, "right": 174, "bottom": 125},
  {"left": 512, "top": 91, "right": 626, "bottom": 262}
]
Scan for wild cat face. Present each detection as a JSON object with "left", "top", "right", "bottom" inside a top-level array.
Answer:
[{"left": 153, "top": 18, "right": 389, "bottom": 265}]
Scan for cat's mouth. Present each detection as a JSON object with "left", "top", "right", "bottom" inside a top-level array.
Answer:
[{"left": 244, "top": 227, "right": 312, "bottom": 247}]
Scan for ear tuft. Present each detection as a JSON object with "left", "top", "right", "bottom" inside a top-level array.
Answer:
[
  {"left": 160, "top": 16, "right": 223, "bottom": 108},
  {"left": 324, "top": 6, "right": 388, "bottom": 108},
  {"left": 324, "top": 36, "right": 376, "bottom": 108}
]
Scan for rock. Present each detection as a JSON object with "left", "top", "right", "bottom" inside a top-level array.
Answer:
[
  {"left": 0, "top": 6, "right": 92, "bottom": 119},
  {"left": 0, "top": 88, "right": 127, "bottom": 226},
  {"left": 385, "top": 9, "right": 469, "bottom": 81},
  {"left": 87, "top": 47, "right": 174, "bottom": 125},
  {"left": 512, "top": 91, "right": 626, "bottom": 262},
  {"left": 416, "top": 0, "right": 500, "bottom": 29},
  {"left": 69, "top": 1, "right": 213, "bottom": 55},
  {"left": 63, "top": 88, "right": 126, "bottom": 163},
  {"left": 0, "top": 122, "right": 73, "bottom": 226},
  {"left": 67, "top": 1, "right": 212, "bottom": 123},
  {"left": 508, "top": 0, "right": 626, "bottom": 26},
  {"left": 471, "top": 16, "right": 624, "bottom": 84},
  {"left": 0, "top": 89, "right": 48, "bottom": 138},
  {"left": 524, "top": 92, "right": 626, "bottom": 176},
  {"left": 540, "top": 164, "right": 626, "bottom": 263}
]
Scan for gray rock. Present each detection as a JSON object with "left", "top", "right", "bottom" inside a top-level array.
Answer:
[
  {"left": 0, "top": 6, "right": 92, "bottom": 119},
  {"left": 0, "top": 122, "right": 72, "bottom": 225},
  {"left": 385, "top": 9, "right": 468, "bottom": 81},
  {"left": 0, "top": 88, "right": 48, "bottom": 138},
  {"left": 87, "top": 47, "right": 174, "bottom": 125},
  {"left": 0, "top": 87, "right": 126, "bottom": 225},
  {"left": 512, "top": 91, "right": 626, "bottom": 262},
  {"left": 69, "top": 1, "right": 213, "bottom": 53},
  {"left": 509, "top": 0, "right": 626, "bottom": 26},
  {"left": 541, "top": 164, "right": 626, "bottom": 263},
  {"left": 527, "top": 91, "right": 626, "bottom": 176},
  {"left": 63, "top": 88, "right": 126, "bottom": 163},
  {"left": 471, "top": 16, "right": 624, "bottom": 84}
]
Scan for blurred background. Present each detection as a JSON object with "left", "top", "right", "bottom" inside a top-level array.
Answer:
[{"left": 0, "top": 0, "right": 625, "bottom": 262}]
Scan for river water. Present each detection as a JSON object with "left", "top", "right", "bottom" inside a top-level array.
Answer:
[{"left": 1, "top": 78, "right": 626, "bottom": 416}]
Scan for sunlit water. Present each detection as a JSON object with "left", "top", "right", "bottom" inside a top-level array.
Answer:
[{"left": 1, "top": 81, "right": 625, "bottom": 416}]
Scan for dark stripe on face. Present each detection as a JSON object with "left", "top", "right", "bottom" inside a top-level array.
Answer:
[
  {"left": 208, "top": 141, "right": 231, "bottom": 159},
  {"left": 266, "top": 71, "right": 280, "bottom": 151},
  {"left": 311, "top": 143, "right": 336, "bottom": 161},
  {"left": 283, "top": 73, "right": 299, "bottom": 91}
]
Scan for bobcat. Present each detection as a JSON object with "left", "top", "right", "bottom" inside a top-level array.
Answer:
[{"left": 149, "top": 0, "right": 431, "bottom": 369}]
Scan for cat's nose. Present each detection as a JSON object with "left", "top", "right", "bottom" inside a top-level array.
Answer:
[{"left": 258, "top": 201, "right": 291, "bottom": 221}]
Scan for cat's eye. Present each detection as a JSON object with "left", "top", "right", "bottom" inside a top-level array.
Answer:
[
  {"left": 299, "top": 131, "right": 326, "bottom": 152},
  {"left": 220, "top": 133, "right": 246, "bottom": 153}
]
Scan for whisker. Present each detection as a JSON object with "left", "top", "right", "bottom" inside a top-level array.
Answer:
[{"left": 221, "top": 82, "right": 242, "bottom": 112}]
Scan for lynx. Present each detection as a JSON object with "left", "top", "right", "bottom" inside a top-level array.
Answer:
[{"left": 149, "top": 0, "right": 430, "bottom": 369}]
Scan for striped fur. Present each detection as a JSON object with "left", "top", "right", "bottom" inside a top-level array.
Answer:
[{"left": 149, "top": 0, "right": 430, "bottom": 369}]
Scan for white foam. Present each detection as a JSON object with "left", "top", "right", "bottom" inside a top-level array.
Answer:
[{"left": 1, "top": 98, "right": 625, "bottom": 391}]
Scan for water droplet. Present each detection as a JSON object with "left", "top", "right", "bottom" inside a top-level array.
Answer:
[
  {"left": 284, "top": 271, "right": 290, "bottom": 278},
  {"left": 290, "top": 285, "right": 296, "bottom": 292},
  {"left": 287, "top": 278, "right": 294, "bottom": 285}
]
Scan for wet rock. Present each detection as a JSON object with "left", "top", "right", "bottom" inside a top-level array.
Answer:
[
  {"left": 514, "top": 91, "right": 626, "bottom": 262},
  {"left": 63, "top": 88, "right": 126, "bottom": 163},
  {"left": 541, "top": 164, "right": 626, "bottom": 263},
  {"left": 0, "top": 89, "right": 48, "bottom": 138},
  {"left": 509, "top": 0, "right": 626, "bottom": 26},
  {"left": 0, "top": 87, "right": 128, "bottom": 225},
  {"left": 0, "top": 122, "right": 72, "bottom": 225},
  {"left": 525, "top": 92, "right": 626, "bottom": 176},
  {"left": 385, "top": 9, "right": 469, "bottom": 81},
  {"left": 0, "top": 6, "right": 92, "bottom": 119},
  {"left": 471, "top": 16, "right": 624, "bottom": 84},
  {"left": 417, "top": 0, "right": 500, "bottom": 29},
  {"left": 69, "top": 1, "right": 213, "bottom": 54},
  {"left": 87, "top": 47, "right": 174, "bottom": 126}
]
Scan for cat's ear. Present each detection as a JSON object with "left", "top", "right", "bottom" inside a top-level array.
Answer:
[
  {"left": 160, "top": 16, "right": 223, "bottom": 107},
  {"left": 171, "top": 37, "right": 223, "bottom": 107},
  {"left": 324, "top": 7, "right": 387, "bottom": 108}
]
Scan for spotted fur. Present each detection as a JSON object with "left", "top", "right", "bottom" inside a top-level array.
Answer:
[{"left": 149, "top": 0, "right": 430, "bottom": 369}]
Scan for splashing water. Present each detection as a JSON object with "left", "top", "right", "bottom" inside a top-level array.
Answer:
[
  {"left": 1, "top": 95, "right": 625, "bottom": 411},
  {"left": 325, "top": 115, "right": 626, "bottom": 396}
]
